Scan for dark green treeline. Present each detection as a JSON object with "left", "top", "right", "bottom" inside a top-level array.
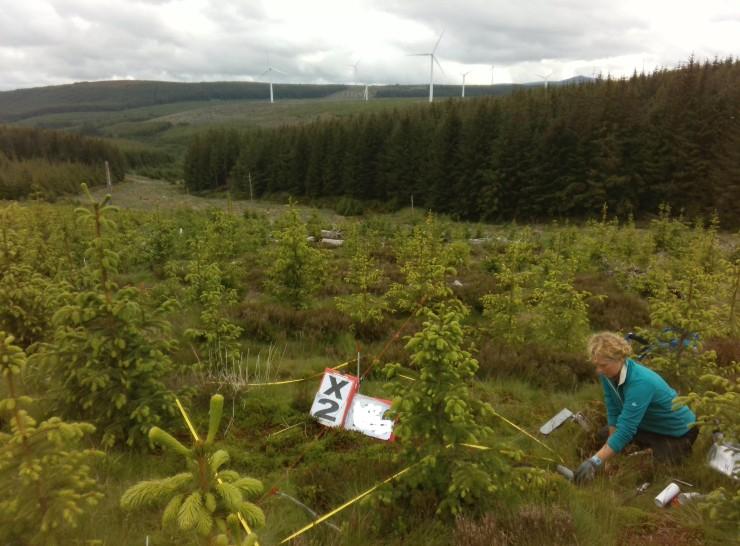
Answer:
[
  {"left": 184, "top": 58, "right": 740, "bottom": 226},
  {"left": 0, "top": 126, "right": 125, "bottom": 200}
]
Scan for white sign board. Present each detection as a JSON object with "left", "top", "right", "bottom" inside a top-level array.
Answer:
[
  {"left": 345, "top": 394, "right": 395, "bottom": 441},
  {"left": 309, "top": 369, "right": 359, "bottom": 428}
]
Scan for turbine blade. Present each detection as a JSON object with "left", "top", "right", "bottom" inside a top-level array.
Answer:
[
  {"left": 407, "top": 53, "right": 430, "bottom": 57},
  {"left": 260, "top": 68, "right": 270, "bottom": 77},
  {"left": 432, "top": 30, "right": 445, "bottom": 55},
  {"left": 433, "top": 55, "right": 445, "bottom": 75},
  {"left": 273, "top": 68, "right": 287, "bottom": 76}
]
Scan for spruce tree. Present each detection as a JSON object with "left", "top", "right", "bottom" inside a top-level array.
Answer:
[
  {"left": 0, "top": 333, "right": 103, "bottom": 546},
  {"left": 382, "top": 302, "right": 544, "bottom": 518},
  {"left": 121, "top": 394, "right": 265, "bottom": 545},
  {"left": 35, "top": 185, "right": 178, "bottom": 447},
  {"left": 334, "top": 226, "right": 388, "bottom": 332},
  {"left": 385, "top": 213, "right": 455, "bottom": 313},
  {"left": 264, "top": 203, "right": 326, "bottom": 309}
]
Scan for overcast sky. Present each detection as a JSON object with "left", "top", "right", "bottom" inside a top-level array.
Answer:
[{"left": 0, "top": 0, "right": 737, "bottom": 91}]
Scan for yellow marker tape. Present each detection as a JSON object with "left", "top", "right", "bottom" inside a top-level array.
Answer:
[
  {"left": 457, "top": 442, "right": 491, "bottom": 450},
  {"left": 175, "top": 397, "right": 258, "bottom": 544},
  {"left": 492, "top": 411, "right": 564, "bottom": 463},
  {"left": 175, "top": 397, "right": 200, "bottom": 442},
  {"left": 279, "top": 463, "right": 416, "bottom": 543},
  {"left": 279, "top": 441, "right": 559, "bottom": 543},
  {"left": 247, "top": 362, "right": 350, "bottom": 387},
  {"left": 454, "top": 443, "right": 559, "bottom": 464}
]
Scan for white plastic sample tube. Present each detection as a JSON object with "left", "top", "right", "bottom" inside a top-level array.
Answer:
[{"left": 654, "top": 482, "right": 680, "bottom": 507}]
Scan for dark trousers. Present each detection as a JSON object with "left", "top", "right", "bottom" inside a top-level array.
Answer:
[{"left": 597, "top": 425, "right": 699, "bottom": 463}]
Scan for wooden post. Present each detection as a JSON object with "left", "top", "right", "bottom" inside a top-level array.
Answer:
[
  {"left": 104, "top": 160, "right": 112, "bottom": 193},
  {"left": 411, "top": 194, "right": 414, "bottom": 213},
  {"left": 248, "top": 170, "right": 254, "bottom": 202}
]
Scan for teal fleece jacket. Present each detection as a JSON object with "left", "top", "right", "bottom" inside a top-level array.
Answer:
[{"left": 600, "top": 359, "right": 696, "bottom": 453}]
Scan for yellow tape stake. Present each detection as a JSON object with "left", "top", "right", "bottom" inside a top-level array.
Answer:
[
  {"left": 247, "top": 362, "right": 350, "bottom": 387},
  {"left": 279, "top": 464, "right": 416, "bottom": 544},
  {"left": 175, "top": 397, "right": 259, "bottom": 545},
  {"left": 492, "top": 410, "right": 564, "bottom": 463}
]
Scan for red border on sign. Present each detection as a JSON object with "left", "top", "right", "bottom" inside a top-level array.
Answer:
[{"left": 323, "top": 367, "right": 360, "bottom": 428}]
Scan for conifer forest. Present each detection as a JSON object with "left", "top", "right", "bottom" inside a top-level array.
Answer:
[{"left": 0, "top": 59, "right": 738, "bottom": 545}]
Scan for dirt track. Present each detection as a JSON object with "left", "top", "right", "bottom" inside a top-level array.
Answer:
[{"left": 87, "top": 175, "right": 340, "bottom": 222}]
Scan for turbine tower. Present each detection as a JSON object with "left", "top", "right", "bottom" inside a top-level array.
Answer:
[
  {"left": 461, "top": 70, "right": 473, "bottom": 98},
  {"left": 490, "top": 64, "right": 495, "bottom": 85},
  {"left": 537, "top": 71, "right": 553, "bottom": 91},
  {"left": 348, "top": 59, "right": 368, "bottom": 101},
  {"left": 260, "top": 65, "right": 286, "bottom": 104},
  {"left": 409, "top": 31, "right": 445, "bottom": 103}
]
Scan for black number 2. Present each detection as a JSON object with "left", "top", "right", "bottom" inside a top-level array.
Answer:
[{"left": 314, "top": 398, "right": 340, "bottom": 422}]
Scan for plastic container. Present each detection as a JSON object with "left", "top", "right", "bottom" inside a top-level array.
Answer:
[{"left": 654, "top": 482, "right": 680, "bottom": 507}]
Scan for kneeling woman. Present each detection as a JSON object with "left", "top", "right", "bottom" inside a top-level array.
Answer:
[{"left": 575, "top": 332, "right": 698, "bottom": 485}]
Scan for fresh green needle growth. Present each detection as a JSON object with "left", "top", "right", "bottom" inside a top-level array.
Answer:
[
  {"left": 121, "top": 394, "right": 265, "bottom": 545},
  {"left": 481, "top": 234, "right": 539, "bottom": 347},
  {"left": 265, "top": 202, "right": 326, "bottom": 309},
  {"left": 184, "top": 261, "right": 243, "bottom": 353},
  {"left": 675, "top": 363, "right": 740, "bottom": 524},
  {"left": 0, "top": 203, "right": 22, "bottom": 272},
  {"left": 0, "top": 332, "right": 103, "bottom": 546},
  {"left": 531, "top": 267, "right": 591, "bottom": 352},
  {"left": 647, "top": 260, "right": 724, "bottom": 389},
  {"left": 34, "top": 185, "right": 178, "bottom": 447},
  {"left": 335, "top": 226, "right": 388, "bottom": 329},
  {"left": 386, "top": 212, "right": 456, "bottom": 313},
  {"left": 383, "top": 302, "right": 544, "bottom": 517},
  {"left": 0, "top": 263, "right": 62, "bottom": 350},
  {"left": 727, "top": 259, "right": 740, "bottom": 337},
  {"left": 650, "top": 203, "right": 691, "bottom": 257}
]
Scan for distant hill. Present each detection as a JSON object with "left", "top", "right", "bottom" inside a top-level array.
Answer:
[
  {"left": 0, "top": 80, "right": 350, "bottom": 122},
  {"left": 0, "top": 78, "right": 595, "bottom": 122}
]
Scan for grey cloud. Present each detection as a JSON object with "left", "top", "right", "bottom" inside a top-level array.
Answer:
[
  {"left": 377, "top": 0, "right": 649, "bottom": 63},
  {"left": 0, "top": 0, "right": 735, "bottom": 91}
]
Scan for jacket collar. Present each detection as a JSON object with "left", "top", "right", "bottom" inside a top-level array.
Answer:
[{"left": 617, "top": 359, "right": 630, "bottom": 386}]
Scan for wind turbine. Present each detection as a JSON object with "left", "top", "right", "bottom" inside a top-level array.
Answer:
[
  {"left": 348, "top": 59, "right": 369, "bottom": 101},
  {"left": 461, "top": 70, "right": 473, "bottom": 98},
  {"left": 537, "top": 70, "right": 553, "bottom": 91},
  {"left": 408, "top": 31, "right": 445, "bottom": 103},
  {"left": 260, "top": 64, "right": 286, "bottom": 104}
]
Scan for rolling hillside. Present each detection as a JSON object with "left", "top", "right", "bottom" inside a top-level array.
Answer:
[{"left": 0, "top": 77, "right": 582, "bottom": 124}]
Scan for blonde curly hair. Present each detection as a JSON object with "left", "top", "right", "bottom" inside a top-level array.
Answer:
[{"left": 587, "top": 332, "right": 632, "bottom": 362}]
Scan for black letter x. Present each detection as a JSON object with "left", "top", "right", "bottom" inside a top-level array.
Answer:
[{"left": 324, "top": 376, "right": 349, "bottom": 399}]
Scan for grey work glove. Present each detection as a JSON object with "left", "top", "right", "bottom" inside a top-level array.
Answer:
[{"left": 574, "top": 455, "right": 602, "bottom": 485}]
